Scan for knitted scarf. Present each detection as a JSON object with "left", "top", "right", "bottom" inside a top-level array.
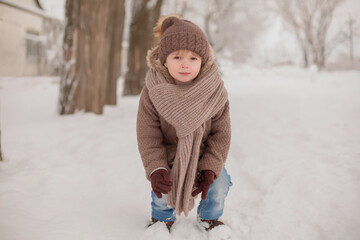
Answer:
[{"left": 145, "top": 46, "right": 228, "bottom": 216}]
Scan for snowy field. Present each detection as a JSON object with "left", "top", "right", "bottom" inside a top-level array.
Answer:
[{"left": 1, "top": 66, "right": 360, "bottom": 240}]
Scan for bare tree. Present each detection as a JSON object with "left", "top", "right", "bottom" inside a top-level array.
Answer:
[
  {"left": 59, "top": 0, "right": 125, "bottom": 114},
  {"left": 343, "top": 14, "right": 359, "bottom": 65},
  {"left": 0, "top": 124, "right": 2, "bottom": 161},
  {"left": 272, "top": 0, "right": 310, "bottom": 67},
  {"left": 346, "top": 15, "right": 355, "bottom": 64},
  {"left": 178, "top": 0, "right": 266, "bottom": 63},
  {"left": 162, "top": 0, "right": 187, "bottom": 16},
  {"left": 275, "top": 0, "right": 345, "bottom": 70},
  {"left": 123, "top": 0, "right": 163, "bottom": 96},
  {"left": 42, "top": 18, "right": 64, "bottom": 76}
]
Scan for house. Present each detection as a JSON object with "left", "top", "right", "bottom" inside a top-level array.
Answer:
[{"left": 0, "top": 0, "right": 63, "bottom": 76}]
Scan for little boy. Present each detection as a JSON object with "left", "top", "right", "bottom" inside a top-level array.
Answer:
[{"left": 136, "top": 15, "right": 232, "bottom": 233}]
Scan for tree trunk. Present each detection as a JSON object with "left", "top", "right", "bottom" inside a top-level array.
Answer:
[
  {"left": 349, "top": 28, "right": 354, "bottom": 65},
  {"left": 347, "top": 14, "right": 354, "bottom": 65},
  {"left": 316, "top": 44, "right": 326, "bottom": 70},
  {"left": 123, "top": 0, "right": 163, "bottom": 96},
  {"left": 106, "top": 0, "right": 126, "bottom": 105},
  {"left": 0, "top": 126, "right": 2, "bottom": 161},
  {"left": 58, "top": 0, "right": 125, "bottom": 114},
  {"left": 302, "top": 45, "right": 309, "bottom": 68}
]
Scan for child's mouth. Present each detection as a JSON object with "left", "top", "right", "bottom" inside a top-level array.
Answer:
[{"left": 179, "top": 72, "right": 190, "bottom": 76}]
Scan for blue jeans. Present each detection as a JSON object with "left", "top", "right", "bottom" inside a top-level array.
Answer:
[{"left": 151, "top": 167, "right": 232, "bottom": 222}]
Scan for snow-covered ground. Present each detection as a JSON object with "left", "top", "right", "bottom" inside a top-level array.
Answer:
[{"left": 1, "top": 66, "right": 360, "bottom": 240}]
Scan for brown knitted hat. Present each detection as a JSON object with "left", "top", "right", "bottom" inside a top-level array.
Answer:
[{"left": 157, "top": 16, "right": 209, "bottom": 65}]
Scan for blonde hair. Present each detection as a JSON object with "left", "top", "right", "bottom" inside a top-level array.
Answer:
[
  {"left": 170, "top": 50, "right": 201, "bottom": 58},
  {"left": 153, "top": 15, "right": 184, "bottom": 41}
]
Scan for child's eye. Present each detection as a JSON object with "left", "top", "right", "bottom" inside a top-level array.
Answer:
[
  {"left": 190, "top": 57, "right": 198, "bottom": 60},
  {"left": 173, "top": 56, "right": 180, "bottom": 59}
]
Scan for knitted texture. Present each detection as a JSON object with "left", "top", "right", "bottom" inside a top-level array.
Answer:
[
  {"left": 158, "top": 16, "right": 209, "bottom": 65},
  {"left": 137, "top": 87, "right": 230, "bottom": 179},
  {"left": 142, "top": 46, "right": 228, "bottom": 216}
]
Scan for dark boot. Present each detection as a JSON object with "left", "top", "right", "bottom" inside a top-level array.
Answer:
[
  {"left": 199, "top": 218, "right": 225, "bottom": 231},
  {"left": 148, "top": 217, "right": 174, "bottom": 232}
]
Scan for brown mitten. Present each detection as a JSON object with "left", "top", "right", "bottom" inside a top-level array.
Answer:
[
  {"left": 150, "top": 169, "right": 173, "bottom": 198},
  {"left": 192, "top": 170, "right": 215, "bottom": 200}
]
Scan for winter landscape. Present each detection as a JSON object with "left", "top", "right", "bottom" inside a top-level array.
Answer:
[
  {"left": 1, "top": 0, "right": 360, "bottom": 239},
  {"left": 1, "top": 65, "right": 360, "bottom": 240}
]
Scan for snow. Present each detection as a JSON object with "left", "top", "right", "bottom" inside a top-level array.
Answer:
[{"left": 1, "top": 66, "right": 360, "bottom": 240}]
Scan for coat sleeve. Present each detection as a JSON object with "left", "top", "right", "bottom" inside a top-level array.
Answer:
[
  {"left": 136, "top": 87, "right": 170, "bottom": 180},
  {"left": 197, "top": 100, "right": 231, "bottom": 179}
]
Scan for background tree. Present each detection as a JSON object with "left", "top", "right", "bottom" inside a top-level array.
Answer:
[
  {"left": 342, "top": 14, "right": 359, "bottom": 65},
  {"left": 164, "top": 0, "right": 266, "bottom": 63},
  {"left": 122, "top": 0, "right": 163, "bottom": 96},
  {"left": 0, "top": 124, "right": 2, "bottom": 161},
  {"left": 275, "top": 0, "right": 345, "bottom": 70},
  {"left": 59, "top": 0, "right": 125, "bottom": 114},
  {"left": 162, "top": 0, "right": 187, "bottom": 16}
]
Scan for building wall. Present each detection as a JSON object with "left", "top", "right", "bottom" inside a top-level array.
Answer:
[
  {"left": 11, "top": 0, "right": 39, "bottom": 8},
  {"left": 0, "top": 2, "right": 44, "bottom": 76}
]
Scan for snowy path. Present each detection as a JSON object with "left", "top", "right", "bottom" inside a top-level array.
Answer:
[{"left": 1, "top": 67, "right": 360, "bottom": 240}]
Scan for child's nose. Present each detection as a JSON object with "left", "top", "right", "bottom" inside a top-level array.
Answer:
[{"left": 180, "top": 61, "right": 189, "bottom": 68}]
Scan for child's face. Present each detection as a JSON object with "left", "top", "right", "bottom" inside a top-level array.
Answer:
[{"left": 164, "top": 50, "right": 202, "bottom": 83}]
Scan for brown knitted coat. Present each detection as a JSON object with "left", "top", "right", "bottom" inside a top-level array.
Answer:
[{"left": 136, "top": 46, "right": 231, "bottom": 215}]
